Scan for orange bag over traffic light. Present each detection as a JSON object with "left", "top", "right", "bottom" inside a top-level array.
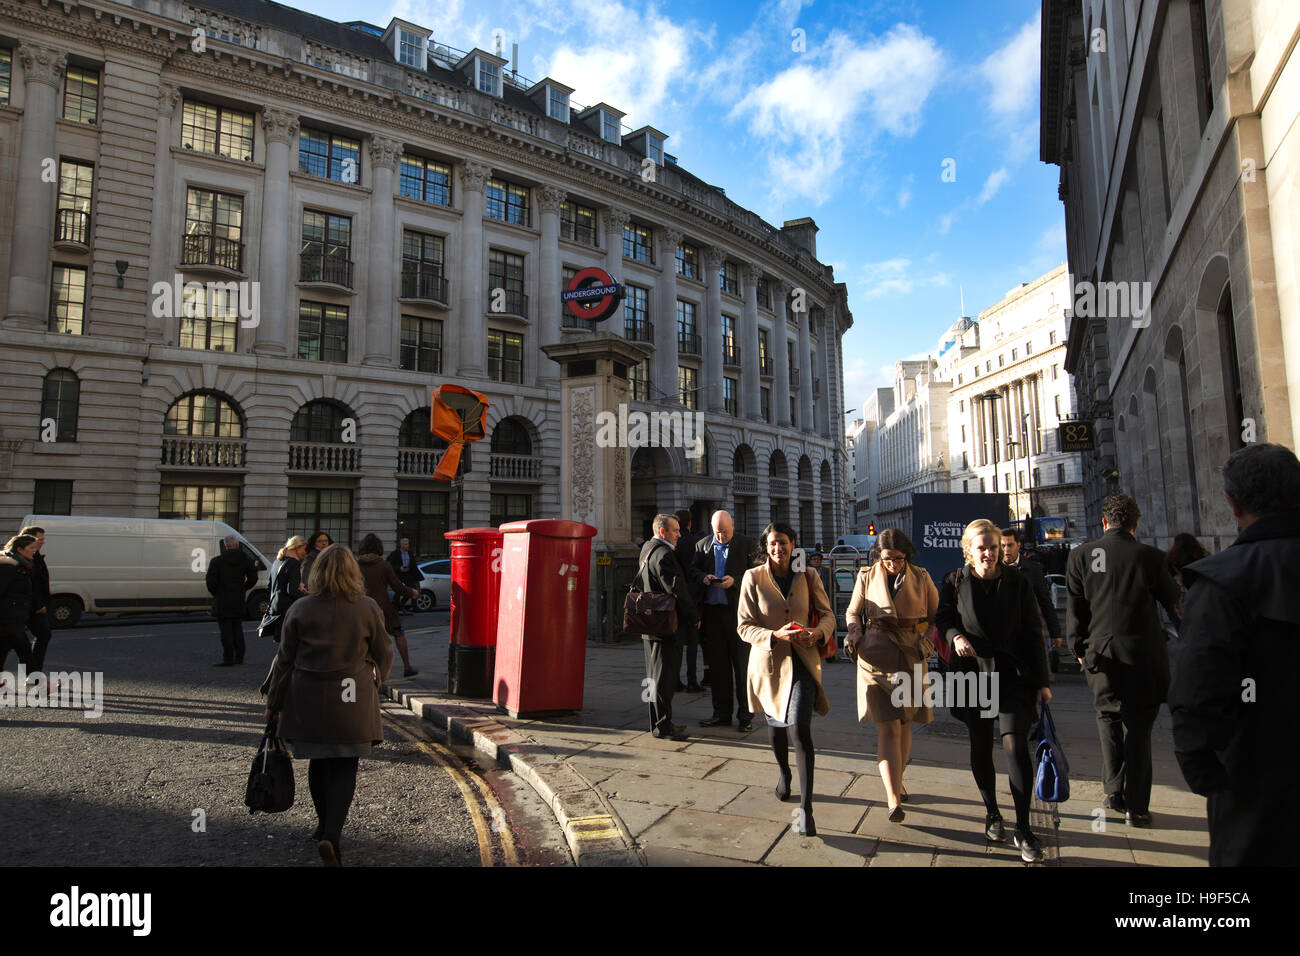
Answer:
[{"left": 431, "top": 384, "right": 489, "bottom": 482}]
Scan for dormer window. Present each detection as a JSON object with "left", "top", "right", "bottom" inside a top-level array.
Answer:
[
  {"left": 601, "top": 113, "right": 620, "bottom": 143},
  {"left": 398, "top": 29, "right": 424, "bottom": 68},
  {"left": 479, "top": 60, "right": 501, "bottom": 96},
  {"left": 548, "top": 89, "right": 569, "bottom": 122},
  {"left": 646, "top": 135, "right": 662, "bottom": 165}
]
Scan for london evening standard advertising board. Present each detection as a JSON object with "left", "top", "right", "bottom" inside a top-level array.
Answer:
[{"left": 911, "top": 493, "right": 1011, "bottom": 582}]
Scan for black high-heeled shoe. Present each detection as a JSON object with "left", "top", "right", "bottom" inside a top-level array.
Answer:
[
  {"left": 792, "top": 808, "right": 817, "bottom": 837},
  {"left": 775, "top": 770, "right": 792, "bottom": 802}
]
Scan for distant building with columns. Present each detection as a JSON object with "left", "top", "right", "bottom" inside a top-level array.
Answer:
[
  {"left": 866, "top": 363, "right": 951, "bottom": 535},
  {"left": 0, "top": 0, "right": 851, "bottom": 560}
]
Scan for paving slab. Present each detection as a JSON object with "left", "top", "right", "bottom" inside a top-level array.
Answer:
[
  {"left": 598, "top": 769, "right": 745, "bottom": 812},
  {"left": 719, "top": 786, "right": 868, "bottom": 835},
  {"left": 608, "top": 798, "right": 674, "bottom": 838},
  {"left": 639, "top": 807, "right": 787, "bottom": 863},
  {"left": 764, "top": 828, "right": 873, "bottom": 866}
]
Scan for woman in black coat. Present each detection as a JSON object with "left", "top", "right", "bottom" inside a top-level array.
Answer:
[
  {"left": 935, "top": 518, "right": 1052, "bottom": 863},
  {"left": 0, "top": 534, "right": 37, "bottom": 677},
  {"left": 259, "top": 536, "right": 308, "bottom": 643}
]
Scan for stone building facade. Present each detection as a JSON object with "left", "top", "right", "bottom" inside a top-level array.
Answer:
[
  {"left": 865, "top": 361, "right": 951, "bottom": 535},
  {"left": 1042, "top": 0, "right": 1298, "bottom": 548},
  {"left": 0, "top": 0, "right": 852, "bottom": 560}
]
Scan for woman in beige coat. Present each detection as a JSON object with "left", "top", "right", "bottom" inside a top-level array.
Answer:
[
  {"left": 737, "top": 522, "right": 835, "bottom": 837},
  {"left": 263, "top": 544, "right": 394, "bottom": 866},
  {"left": 844, "top": 528, "right": 938, "bottom": 823}
]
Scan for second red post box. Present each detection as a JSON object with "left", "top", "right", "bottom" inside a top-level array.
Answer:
[
  {"left": 493, "top": 519, "right": 597, "bottom": 717},
  {"left": 444, "top": 527, "right": 504, "bottom": 698}
]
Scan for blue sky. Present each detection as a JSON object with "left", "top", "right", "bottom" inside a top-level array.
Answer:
[{"left": 294, "top": 0, "right": 1066, "bottom": 419}]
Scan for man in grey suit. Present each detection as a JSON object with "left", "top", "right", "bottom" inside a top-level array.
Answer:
[
  {"left": 636, "top": 513, "right": 698, "bottom": 740},
  {"left": 1067, "top": 493, "right": 1182, "bottom": 826},
  {"left": 693, "top": 510, "right": 761, "bottom": 732}
]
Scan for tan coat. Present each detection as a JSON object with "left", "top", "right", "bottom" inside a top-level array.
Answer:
[
  {"left": 845, "top": 562, "right": 939, "bottom": 723},
  {"left": 736, "top": 561, "right": 835, "bottom": 720}
]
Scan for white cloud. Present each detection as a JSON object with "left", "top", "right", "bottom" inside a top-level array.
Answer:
[
  {"left": 979, "top": 12, "right": 1041, "bottom": 119},
  {"left": 858, "top": 257, "right": 952, "bottom": 298},
  {"left": 938, "top": 165, "right": 1012, "bottom": 233},
  {"left": 897, "top": 173, "right": 914, "bottom": 210},
  {"left": 977, "top": 167, "right": 1010, "bottom": 204},
  {"left": 1037, "top": 221, "right": 1066, "bottom": 251}
]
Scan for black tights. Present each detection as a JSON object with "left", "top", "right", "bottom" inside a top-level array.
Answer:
[
  {"left": 770, "top": 724, "right": 815, "bottom": 814},
  {"left": 308, "top": 757, "right": 359, "bottom": 849},
  {"left": 966, "top": 716, "right": 1034, "bottom": 829}
]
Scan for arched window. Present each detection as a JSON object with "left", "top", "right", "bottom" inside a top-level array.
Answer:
[
  {"left": 291, "top": 400, "right": 352, "bottom": 443},
  {"left": 399, "top": 408, "right": 448, "bottom": 449},
  {"left": 164, "top": 391, "right": 242, "bottom": 438},
  {"left": 40, "top": 369, "right": 80, "bottom": 441},
  {"left": 798, "top": 455, "right": 813, "bottom": 482},
  {"left": 491, "top": 417, "right": 532, "bottom": 456},
  {"left": 1217, "top": 284, "right": 1246, "bottom": 452},
  {"left": 769, "top": 450, "right": 787, "bottom": 478}
]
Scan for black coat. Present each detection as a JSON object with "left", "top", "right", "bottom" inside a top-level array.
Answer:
[
  {"left": 935, "top": 564, "right": 1050, "bottom": 697},
  {"left": 206, "top": 547, "right": 257, "bottom": 619},
  {"left": 636, "top": 537, "right": 698, "bottom": 642},
  {"left": 675, "top": 531, "right": 703, "bottom": 594},
  {"left": 260, "top": 556, "right": 302, "bottom": 640},
  {"left": 30, "top": 552, "right": 51, "bottom": 609},
  {"left": 0, "top": 554, "right": 34, "bottom": 624},
  {"left": 692, "top": 533, "right": 761, "bottom": 616},
  {"left": 1169, "top": 510, "right": 1300, "bottom": 866},
  {"left": 1008, "top": 554, "right": 1061, "bottom": 642},
  {"left": 386, "top": 548, "right": 424, "bottom": 584},
  {"left": 1066, "top": 528, "right": 1181, "bottom": 703}
]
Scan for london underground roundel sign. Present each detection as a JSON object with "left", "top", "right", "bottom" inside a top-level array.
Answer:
[{"left": 562, "top": 267, "right": 623, "bottom": 322}]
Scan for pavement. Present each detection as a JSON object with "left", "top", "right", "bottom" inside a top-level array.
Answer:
[{"left": 384, "top": 618, "right": 1210, "bottom": 867}]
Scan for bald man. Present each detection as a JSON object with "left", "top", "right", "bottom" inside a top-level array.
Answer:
[{"left": 693, "top": 511, "right": 761, "bottom": 731}]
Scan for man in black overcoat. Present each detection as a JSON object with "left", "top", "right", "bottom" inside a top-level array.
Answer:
[
  {"left": 206, "top": 535, "right": 257, "bottom": 666},
  {"left": 1002, "top": 527, "right": 1064, "bottom": 669},
  {"left": 637, "top": 513, "right": 698, "bottom": 740},
  {"left": 1067, "top": 493, "right": 1181, "bottom": 825},
  {"left": 693, "top": 510, "right": 761, "bottom": 731},
  {"left": 1170, "top": 442, "right": 1300, "bottom": 866}
]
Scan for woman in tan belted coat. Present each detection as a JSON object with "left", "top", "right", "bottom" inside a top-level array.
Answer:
[
  {"left": 844, "top": 528, "right": 938, "bottom": 823},
  {"left": 737, "top": 522, "right": 835, "bottom": 837}
]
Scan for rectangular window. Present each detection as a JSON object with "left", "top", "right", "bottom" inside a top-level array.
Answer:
[
  {"left": 1025, "top": 341, "right": 1033, "bottom": 355},
  {"left": 676, "top": 300, "right": 698, "bottom": 353},
  {"left": 675, "top": 243, "right": 699, "bottom": 279},
  {"left": 645, "top": 135, "right": 662, "bottom": 165},
  {"left": 288, "top": 487, "right": 353, "bottom": 547},
  {"left": 992, "top": 473, "right": 998, "bottom": 493},
  {"left": 1033, "top": 467, "right": 1040, "bottom": 486},
  {"left": 678, "top": 366, "right": 698, "bottom": 410},
  {"left": 722, "top": 315, "right": 739, "bottom": 365},
  {"left": 490, "top": 492, "right": 532, "bottom": 527},
  {"left": 959, "top": 399, "right": 965, "bottom": 412},
  {"left": 0, "top": 49, "right": 10, "bottom": 105},
  {"left": 401, "top": 230, "right": 445, "bottom": 300},
  {"left": 790, "top": 395, "right": 798, "bottom": 426},
  {"left": 55, "top": 160, "right": 93, "bottom": 244},
  {"left": 160, "top": 484, "right": 241, "bottom": 526},
  {"left": 760, "top": 387, "right": 771, "bottom": 423},
  {"left": 1054, "top": 394, "right": 1062, "bottom": 417},
  {"left": 399, "top": 316, "right": 442, "bottom": 373},
  {"left": 958, "top": 373, "right": 963, "bottom": 385},
  {"left": 1011, "top": 348, "right": 1018, "bottom": 361},
  {"left": 63, "top": 66, "right": 99, "bottom": 124},
  {"left": 759, "top": 329, "right": 771, "bottom": 374},
  {"left": 719, "top": 261, "right": 738, "bottom": 295},
  {"left": 601, "top": 113, "right": 620, "bottom": 143},
  {"left": 960, "top": 424, "right": 966, "bottom": 442},
  {"left": 623, "top": 284, "right": 650, "bottom": 341},
  {"left": 397, "top": 489, "right": 449, "bottom": 559},
  {"left": 999, "top": 354, "right": 1005, "bottom": 367},
  {"left": 629, "top": 360, "right": 648, "bottom": 401},
  {"left": 548, "top": 89, "right": 569, "bottom": 122},
  {"left": 788, "top": 341, "right": 797, "bottom": 377},
  {"left": 723, "top": 377, "right": 738, "bottom": 416},
  {"left": 485, "top": 177, "right": 529, "bottom": 226},
  {"left": 962, "top": 480, "right": 968, "bottom": 494},
  {"left": 183, "top": 187, "right": 244, "bottom": 271},
  {"left": 488, "top": 250, "right": 526, "bottom": 316},
  {"left": 478, "top": 60, "right": 501, "bottom": 95},
  {"left": 1057, "top": 463, "right": 1066, "bottom": 484},
  {"left": 298, "top": 127, "right": 361, "bottom": 183},
  {"left": 1190, "top": 0, "right": 1214, "bottom": 130},
  {"left": 560, "top": 200, "right": 596, "bottom": 246},
  {"left": 1052, "top": 364, "right": 1059, "bottom": 381},
  {"left": 34, "top": 479, "right": 73, "bottom": 515},
  {"left": 181, "top": 100, "right": 255, "bottom": 160},
  {"left": 399, "top": 154, "right": 452, "bottom": 206},
  {"left": 179, "top": 284, "right": 238, "bottom": 352},
  {"left": 399, "top": 29, "right": 423, "bottom": 68},
  {"left": 757, "top": 278, "right": 771, "bottom": 309},
  {"left": 1157, "top": 108, "right": 1172, "bottom": 221},
  {"left": 488, "top": 330, "right": 524, "bottom": 384},
  {"left": 49, "top": 265, "right": 87, "bottom": 334},
  {"left": 623, "top": 223, "right": 653, "bottom": 262},
  {"left": 301, "top": 211, "right": 353, "bottom": 287},
  {"left": 962, "top": 451, "right": 969, "bottom": 469},
  {"left": 297, "top": 301, "right": 349, "bottom": 362}
]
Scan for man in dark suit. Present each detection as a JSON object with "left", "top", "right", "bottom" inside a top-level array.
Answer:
[
  {"left": 1002, "top": 527, "right": 1064, "bottom": 670},
  {"left": 674, "top": 509, "right": 705, "bottom": 691},
  {"left": 386, "top": 538, "right": 424, "bottom": 612},
  {"left": 637, "top": 513, "right": 698, "bottom": 740},
  {"left": 1067, "top": 493, "right": 1181, "bottom": 825},
  {"left": 1170, "top": 443, "right": 1300, "bottom": 865},
  {"left": 206, "top": 535, "right": 258, "bottom": 666},
  {"left": 694, "top": 510, "right": 760, "bottom": 731}
]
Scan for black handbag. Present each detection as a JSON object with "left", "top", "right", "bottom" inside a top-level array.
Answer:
[
  {"left": 623, "top": 543, "right": 679, "bottom": 637},
  {"left": 244, "top": 719, "right": 295, "bottom": 814}
]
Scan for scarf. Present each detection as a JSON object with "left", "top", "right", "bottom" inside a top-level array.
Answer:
[{"left": 4, "top": 549, "right": 31, "bottom": 568}]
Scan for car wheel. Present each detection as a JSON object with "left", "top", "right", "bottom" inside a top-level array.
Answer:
[
  {"left": 245, "top": 590, "right": 269, "bottom": 620},
  {"left": 49, "top": 595, "right": 83, "bottom": 629},
  {"left": 415, "top": 590, "right": 435, "bottom": 612}
]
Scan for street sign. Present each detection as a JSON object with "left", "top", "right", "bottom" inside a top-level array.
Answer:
[
  {"left": 1058, "top": 421, "right": 1095, "bottom": 452},
  {"left": 596, "top": 555, "right": 612, "bottom": 566},
  {"left": 562, "top": 267, "right": 623, "bottom": 322}
]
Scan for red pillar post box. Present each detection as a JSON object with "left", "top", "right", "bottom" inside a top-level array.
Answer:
[
  {"left": 444, "top": 528, "right": 504, "bottom": 698},
  {"left": 493, "top": 519, "right": 597, "bottom": 717}
]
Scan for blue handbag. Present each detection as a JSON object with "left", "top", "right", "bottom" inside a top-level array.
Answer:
[{"left": 1032, "top": 701, "right": 1070, "bottom": 803}]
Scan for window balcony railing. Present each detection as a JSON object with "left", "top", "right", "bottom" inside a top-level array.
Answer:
[
  {"left": 760, "top": 357, "right": 773, "bottom": 376},
  {"left": 562, "top": 312, "right": 596, "bottom": 331},
  {"left": 182, "top": 234, "right": 245, "bottom": 272},
  {"left": 401, "top": 263, "right": 449, "bottom": 303},
  {"left": 625, "top": 321, "right": 654, "bottom": 344},
  {"left": 562, "top": 224, "right": 597, "bottom": 247},
  {"left": 798, "top": 480, "right": 815, "bottom": 500},
  {"left": 160, "top": 436, "right": 247, "bottom": 469},
  {"left": 489, "top": 287, "right": 528, "bottom": 318},
  {"left": 397, "top": 446, "right": 446, "bottom": 476},
  {"left": 724, "top": 398, "right": 738, "bottom": 416},
  {"left": 723, "top": 345, "right": 741, "bottom": 367},
  {"left": 677, "top": 331, "right": 701, "bottom": 356},
  {"left": 733, "top": 472, "right": 758, "bottom": 495},
  {"left": 287, "top": 441, "right": 361, "bottom": 472},
  {"left": 299, "top": 249, "right": 354, "bottom": 288},
  {"left": 769, "top": 477, "right": 789, "bottom": 497},
  {"left": 489, "top": 453, "right": 542, "bottom": 481},
  {"left": 813, "top": 378, "right": 822, "bottom": 400},
  {"left": 55, "top": 209, "right": 90, "bottom": 245}
]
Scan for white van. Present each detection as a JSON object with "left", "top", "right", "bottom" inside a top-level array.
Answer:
[{"left": 21, "top": 515, "right": 272, "bottom": 628}]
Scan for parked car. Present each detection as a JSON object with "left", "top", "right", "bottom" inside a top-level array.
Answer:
[{"left": 416, "top": 559, "right": 452, "bottom": 611}]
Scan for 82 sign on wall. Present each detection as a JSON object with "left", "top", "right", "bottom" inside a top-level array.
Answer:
[{"left": 1058, "top": 421, "right": 1095, "bottom": 452}]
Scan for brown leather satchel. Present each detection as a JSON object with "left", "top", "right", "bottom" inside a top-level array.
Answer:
[{"left": 623, "top": 542, "right": 679, "bottom": 637}]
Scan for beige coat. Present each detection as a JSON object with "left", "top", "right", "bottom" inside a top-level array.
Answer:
[
  {"left": 845, "top": 562, "right": 939, "bottom": 723},
  {"left": 736, "top": 561, "right": 835, "bottom": 720}
]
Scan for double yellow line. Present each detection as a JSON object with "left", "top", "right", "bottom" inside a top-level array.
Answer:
[{"left": 382, "top": 712, "right": 520, "bottom": 867}]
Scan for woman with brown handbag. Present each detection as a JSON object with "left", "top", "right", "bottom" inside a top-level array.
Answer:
[
  {"left": 844, "top": 528, "right": 939, "bottom": 823},
  {"left": 736, "top": 522, "right": 835, "bottom": 837}
]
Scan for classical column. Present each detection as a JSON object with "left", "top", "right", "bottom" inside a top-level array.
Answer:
[
  {"left": 795, "top": 295, "right": 814, "bottom": 429},
  {"left": 741, "top": 265, "right": 762, "bottom": 420},
  {"left": 457, "top": 161, "right": 490, "bottom": 377},
  {"left": 604, "top": 207, "right": 630, "bottom": 283},
  {"left": 537, "top": 185, "right": 566, "bottom": 382},
  {"left": 4, "top": 43, "right": 66, "bottom": 328},
  {"left": 702, "top": 246, "right": 726, "bottom": 414},
  {"left": 364, "top": 135, "right": 401, "bottom": 366},
  {"left": 147, "top": 81, "right": 182, "bottom": 342},
  {"left": 772, "top": 279, "right": 792, "bottom": 427},
  {"left": 254, "top": 107, "right": 298, "bottom": 355},
  {"left": 654, "top": 228, "right": 682, "bottom": 404}
]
